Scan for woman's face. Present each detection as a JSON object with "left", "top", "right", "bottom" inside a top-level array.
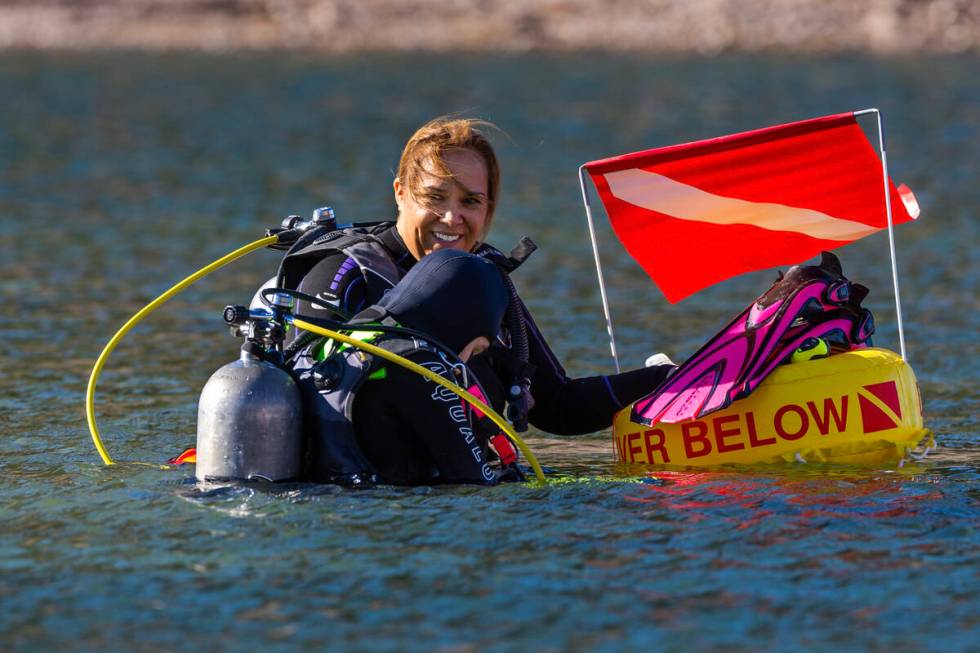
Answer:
[{"left": 394, "top": 148, "right": 491, "bottom": 260}]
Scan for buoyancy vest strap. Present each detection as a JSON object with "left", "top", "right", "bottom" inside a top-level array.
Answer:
[
  {"left": 342, "top": 240, "right": 401, "bottom": 297},
  {"left": 471, "top": 237, "right": 537, "bottom": 274}
]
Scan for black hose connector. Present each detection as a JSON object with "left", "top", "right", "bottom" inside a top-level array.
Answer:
[
  {"left": 223, "top": 305, "right": 251, "bottom": 326},
  {"left": 266, "top": 226, "right": 306, "bottom": 250}
]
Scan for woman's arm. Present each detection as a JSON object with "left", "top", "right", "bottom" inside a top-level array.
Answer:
[{"left": 520, "top": 300, "right": 675, "bottom": 435}]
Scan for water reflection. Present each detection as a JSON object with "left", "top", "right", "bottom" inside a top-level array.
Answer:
[{"left": 2, "top": 52, "right": 978, "bottom": 652}]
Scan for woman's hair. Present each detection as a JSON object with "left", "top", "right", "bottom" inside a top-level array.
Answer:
[{"left": 396, "top": 117, "right": 501, "bottom": 222}]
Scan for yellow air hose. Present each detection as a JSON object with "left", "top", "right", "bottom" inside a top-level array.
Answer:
[
  {"left": 86, "top": 235, "right": 279, "bottom": 465},
  {"left": 292, "top": 318, "right": 546, "bottom": 484}
]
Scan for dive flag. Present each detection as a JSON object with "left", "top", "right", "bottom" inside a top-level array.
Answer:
[{"left": 584, "top": 112, "right": 920, "bottom": 303}]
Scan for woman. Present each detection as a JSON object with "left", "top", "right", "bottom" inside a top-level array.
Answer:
[{"left": 278, "top": 117, "right": 674, "bottom": 437}]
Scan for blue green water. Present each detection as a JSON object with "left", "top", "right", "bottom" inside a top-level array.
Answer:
[{"left": 1, "top": 53, "right": 977, "bottom": 652}]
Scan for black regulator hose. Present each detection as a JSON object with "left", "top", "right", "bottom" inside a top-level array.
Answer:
[{"left": 500, "top": 273, "right": 533, "bottom": 432}]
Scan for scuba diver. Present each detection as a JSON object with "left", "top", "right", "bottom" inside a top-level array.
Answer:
[
  {"left": 265, "top": 116, "right": 677, "bottom": 446},
  {"left": 293, "top": 248, "right": 518, "bottom": 486}
]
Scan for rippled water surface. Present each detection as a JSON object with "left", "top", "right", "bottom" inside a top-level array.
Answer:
[{"left": 2, "top": 53, "right": 977, "bottom": 652}]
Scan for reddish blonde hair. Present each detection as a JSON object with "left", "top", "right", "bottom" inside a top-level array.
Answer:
[{"left": 396, "top": 117, "right": 501, "bottom": 223}]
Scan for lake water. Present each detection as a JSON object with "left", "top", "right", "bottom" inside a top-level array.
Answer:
[{"left": 1, "top": 52, "right": 977, "bottom": 652}]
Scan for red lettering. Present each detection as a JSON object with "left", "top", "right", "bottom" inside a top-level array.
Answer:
[
  {"left": 712, "top": 414, "right": 744, "bottom": 453},
  {"left": 682, "top": 421, "right": 711, "bottom": 458},
  {"left": 746, "top": 412, "right": 776, "bottom": 447},
  {"left": 806, "top": 396, "right": 848, "bottom": 435},
  {"left": 643, "top": 428, "right": 670, "bottom": 463},
  {"left": 615, "top": 434, "right": 627, "bottom": 462},
  {"left": 774, "top": 404, "right": 809, "bottom": 440},
  {"left": 627, "top": 432, "right": 642, "bottom": 463}
]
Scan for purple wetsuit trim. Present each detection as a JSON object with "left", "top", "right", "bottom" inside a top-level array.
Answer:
[{"left": 331, "top": 257, "right": 359, "bottom": 292}]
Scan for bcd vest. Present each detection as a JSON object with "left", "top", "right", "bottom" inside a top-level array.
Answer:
[
  {"left": 291, "top": 332, "right": 480, "bottom": 487},
  {"left": 277, "top": 221, "right": 538, "bottom": 438},
  {"left": 277, "top": 222, "right": 404, "bottom": 303}
]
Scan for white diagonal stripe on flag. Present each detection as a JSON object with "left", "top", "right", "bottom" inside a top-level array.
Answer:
[{"left": 605, "top": 168, "right": 881, "bottom": 241}]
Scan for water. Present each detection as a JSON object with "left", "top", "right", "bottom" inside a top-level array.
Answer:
[{"left": 2, "top": 52, "right": 977, "bottom": 652}]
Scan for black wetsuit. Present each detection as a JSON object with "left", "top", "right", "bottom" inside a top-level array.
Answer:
[
  {"left": 352, "top": 350, "right": 506, "bottom": 485},
  {"left": 292, "top": 223, "right": 674, "bottom": 435}
]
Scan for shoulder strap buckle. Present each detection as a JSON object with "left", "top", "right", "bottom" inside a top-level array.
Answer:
[{"left": 506, "top": 237, "right": 537, "bottom": 271}]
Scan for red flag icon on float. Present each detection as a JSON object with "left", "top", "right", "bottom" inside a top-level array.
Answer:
[{"left": 583, "top": 112, "right": 920, "bottom": 303}]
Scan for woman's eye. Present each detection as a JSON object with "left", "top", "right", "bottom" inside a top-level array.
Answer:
[
  {"left": 463, "top": 197, "right": 483, "bottom": 206},
  {"left": 426, "top": 193, "right": 444, "bottom": 203}
]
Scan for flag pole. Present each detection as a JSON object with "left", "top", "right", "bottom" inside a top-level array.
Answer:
[
  {"left": 579, "top": 165, "right": 621, "bottom": 373},
  {"left": 854, "top": 107, "right": 908, "bottom": 361}
]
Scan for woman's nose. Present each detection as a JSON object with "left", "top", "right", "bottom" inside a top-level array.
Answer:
[{"left": 441, "top": 207, "right": 463, "bottom": 225}]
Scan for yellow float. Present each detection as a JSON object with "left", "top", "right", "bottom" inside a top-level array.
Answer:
[{"left": 613, "top": 348, "right": 932, "bottom": 467}]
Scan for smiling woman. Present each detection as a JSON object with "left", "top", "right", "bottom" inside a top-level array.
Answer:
[
  {"left": 395, "top": 148, "right": 491, "bottom": 258},
  {"left": 393, "top": 119, "right": 499, "bottom": 258},
  {"left": 269, "top": 116, "right": 678, "bottom": 484}
]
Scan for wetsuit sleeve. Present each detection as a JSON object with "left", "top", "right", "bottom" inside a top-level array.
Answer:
[
  {"left": 353, "top": 352, "right": 497, "bottom": 485},
  {"left": 521, "top": 300, "right": 675, "bottom": 435},
  {"left": 295, "top": 253, "right": 370, "bottom": 317}
]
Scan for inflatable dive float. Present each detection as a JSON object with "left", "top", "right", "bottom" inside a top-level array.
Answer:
[
  {"left": 613, "top": 347, "right": 932, "bottom": 467},
  {"left": 579, "top": 109, "right": 929, "bottom": 469}
]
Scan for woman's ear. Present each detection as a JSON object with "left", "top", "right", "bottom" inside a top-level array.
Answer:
[{"left": 393, "top": 177, "right": 404, "bottom": 211}]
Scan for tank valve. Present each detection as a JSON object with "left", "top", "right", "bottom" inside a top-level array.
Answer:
[
  {"left": 312, "top": 206, "right": 336, "bottom": 228},
  {"left": 280, "top": 214, "right": 305, "bottom": 230}
]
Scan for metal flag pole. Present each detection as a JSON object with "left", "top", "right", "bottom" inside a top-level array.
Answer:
[
  {"left": 578, "top": 165, "right": 621, "bottom": 373},
  {"left": 854, "top": 107, "right": 908, "bottom": 361}
]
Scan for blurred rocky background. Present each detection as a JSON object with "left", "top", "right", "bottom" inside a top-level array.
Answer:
[{"left": 0, "top": 0, "right": 977, "bottom": 53}]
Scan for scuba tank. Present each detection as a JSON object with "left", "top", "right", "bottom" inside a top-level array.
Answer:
[
  {"left": 196, "top": 346, "right": 302, "bottom": 482},
  {"left": 194, "top": 208, "right": 342, "bottom": 482},
  {"left": 195, "top": 294, "right": 303, "bottom": 482}
]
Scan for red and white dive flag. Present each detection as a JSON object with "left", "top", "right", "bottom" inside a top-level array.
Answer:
[{"left": 584, "top": 112, "right": 920, "bottom": 303}]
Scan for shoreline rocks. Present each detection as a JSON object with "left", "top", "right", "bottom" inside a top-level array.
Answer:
[{"left": 1, "top": 0, "right": 977, "bottom": 54}]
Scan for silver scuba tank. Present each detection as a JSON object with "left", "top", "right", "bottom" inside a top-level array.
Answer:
[{"left": 196, "top": 346, "right": 303, "bottom": 482}]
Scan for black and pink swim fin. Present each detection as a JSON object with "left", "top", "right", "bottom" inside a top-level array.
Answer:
[{"left": 632, "top": 252, "right": 875, "bottom": 426}]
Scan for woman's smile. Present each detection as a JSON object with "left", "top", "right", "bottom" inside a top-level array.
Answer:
[{"left": 432, "top": 230, "right": 463, "bottom": 243}]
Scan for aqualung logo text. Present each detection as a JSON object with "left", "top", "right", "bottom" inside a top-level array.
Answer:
[{"left": 421, "top": 360, "right": 495, "bottom": 481}]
